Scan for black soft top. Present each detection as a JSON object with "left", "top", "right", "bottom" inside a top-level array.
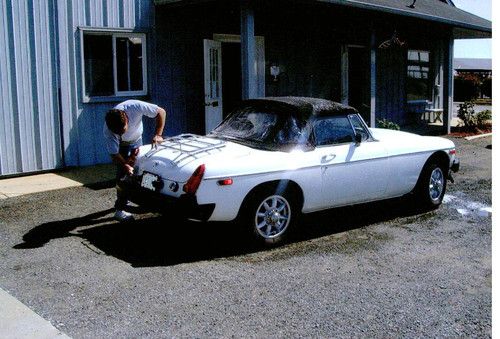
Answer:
[{"left": 240, "top": 97, "right": 358, "bottom": 120}]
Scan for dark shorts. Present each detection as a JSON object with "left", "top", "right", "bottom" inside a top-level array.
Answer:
[
  {"left": 115, "top": 138, "right": 142, "bottom": 209},
  {"left": 116, "top": 139, "right": 143, "bottom": 180}
]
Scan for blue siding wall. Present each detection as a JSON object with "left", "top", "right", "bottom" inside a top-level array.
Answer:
[
  {"left": 376, "top": 48, "right": 406, "bottom": 124},
  {"left": 154, "top": 1, "right": 451, "bottom": 133},
  {"left": 56, "top": 0, "right": 155, "bottom": 167},
  {"left": 0, "top": 0, "right": 155, "bottom": 175},
  {"left": 375, "top": 24, "right": 448, "bottom": 125},
  {"left": 154, "top": 2, "right": 244, "bottom": 136},
  {"left": 154, "top": 2, "right": 359, "bottom": 134},
  {"left": 0, "top": 0, "right": 62, "bottom": 175}
]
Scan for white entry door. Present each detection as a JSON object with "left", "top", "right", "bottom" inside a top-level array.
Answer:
[{"left": 203, "top": 39, "right": 223, "bottom": 134}]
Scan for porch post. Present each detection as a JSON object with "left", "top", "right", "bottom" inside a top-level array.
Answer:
[
  {"left": 240, "top": 0, "right": 257, "bottom": 99},
  {"left": 340, "top": 45, "right": 349, "bottom": 105},
  {"left": 442, "top": 34, "right": 454, "bottom": 134},
  {"left": 433, "top": 40, "right": 445, "bottom": 110},
  {"left": 369, "top": 30, "right": 377, "bottom": 128}
]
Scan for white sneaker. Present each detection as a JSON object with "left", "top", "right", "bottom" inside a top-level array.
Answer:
[{"left": 114, "top": 210, "right": 134, "bottom": 222}]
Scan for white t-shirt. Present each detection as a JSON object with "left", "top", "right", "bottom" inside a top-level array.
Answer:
[{"left": 103, "top": 100, "right": 159, "bottom": 154}]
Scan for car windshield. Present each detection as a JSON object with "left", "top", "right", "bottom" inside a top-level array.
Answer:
[{"left": 210, "top": 106, "right": 308, "bottom": 150}]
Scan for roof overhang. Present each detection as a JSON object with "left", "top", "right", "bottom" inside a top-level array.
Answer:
[
  {"left": 154, "top": 0, "right": 492, "bottom": 39},
  {"left": 155, "top": 0, "right": 211, "bottom": 5},
  {"left": 453, "top": 27, "right": 491, "bottom": 39},
  {"left": 316, "top": 0, "right": 491, "bottom": 38}
]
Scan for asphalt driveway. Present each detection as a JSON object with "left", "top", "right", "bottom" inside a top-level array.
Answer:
[{"left": 0, "top": 136, "right": 492, "bottom": 338}]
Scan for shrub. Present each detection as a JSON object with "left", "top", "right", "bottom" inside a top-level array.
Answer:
[
  {"left": 476, "top": 110, "right": 492, "bottom": 128},
  {"left": 457, "top": 101, "right": 492, "bottom": 131},
  {"left": 457, "top": 101, "right": 476, "bottom": 129},
  {"left": 376, "top": 119, "right": 400, "bottom": 130}
]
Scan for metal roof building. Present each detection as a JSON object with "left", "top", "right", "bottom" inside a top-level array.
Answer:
[{"left": 454, "top": 58, "right": 492, "bottom": 72}]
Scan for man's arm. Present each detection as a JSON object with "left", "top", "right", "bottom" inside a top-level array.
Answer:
[
  {"left": 152, "top": 107, "right": 166, "bottom": 144},
  {"left": 103, "top": 126, "right": 133, "bottom": 174},
  {"left": 111, "top": 153, "right": 134, "bottom": 175}
]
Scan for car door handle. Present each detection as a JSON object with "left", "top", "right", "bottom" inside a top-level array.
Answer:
[{"left": 321, "top": 154, "right": 336, "bottom": 163}]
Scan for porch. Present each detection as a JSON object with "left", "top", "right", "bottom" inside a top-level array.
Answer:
[{"left": 153, "top": 0, "right": 490, "bottom": 136}]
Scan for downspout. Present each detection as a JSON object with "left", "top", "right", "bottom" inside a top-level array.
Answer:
[{"left": 52, "top": 0, "right": 65, "bottom": 168}]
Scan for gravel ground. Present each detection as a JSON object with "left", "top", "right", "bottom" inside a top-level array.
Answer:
[{"left": 0, "top": 136, "right": 492, "bottom": 338}]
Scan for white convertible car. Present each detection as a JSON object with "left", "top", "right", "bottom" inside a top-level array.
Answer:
[{"left": 120, "top": 97, "right": 460, "bottom": 244}]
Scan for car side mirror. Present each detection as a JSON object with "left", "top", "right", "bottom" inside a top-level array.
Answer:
[{"left": 354, "top": 132, "right": 362, "bottom": 145}]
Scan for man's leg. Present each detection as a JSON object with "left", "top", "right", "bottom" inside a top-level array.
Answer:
[
  {"left": 114, "top": 140, "right": 142, "bottom": 222},
  {"left": 114, "top": 166, "right": 129, "bottom": 210},
  {"left": 114, "top": 144, "right": 134, "bottom": 221}
]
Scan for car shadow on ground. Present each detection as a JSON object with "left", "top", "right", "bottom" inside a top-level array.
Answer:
[{"left": 14, "top": 197, "right": 431, "bottom": 267}]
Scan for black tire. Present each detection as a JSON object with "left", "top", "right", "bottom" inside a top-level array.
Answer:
[
  {"left": 241, "top": 185, "right": 300, "bottom": 246},
  {"left": 415, "top": 162, "right": 447, "bottom": 210}
]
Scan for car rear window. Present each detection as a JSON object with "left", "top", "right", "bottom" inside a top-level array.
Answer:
[{"left": 212, "top": 106, "right": 307, "bottom": 147}]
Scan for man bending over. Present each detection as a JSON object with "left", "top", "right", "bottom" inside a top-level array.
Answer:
[{"left": 104, "top": 100, "right": 166, "bottom": 221}]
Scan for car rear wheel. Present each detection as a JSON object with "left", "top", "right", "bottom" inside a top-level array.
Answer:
[
  {"left": 242, "top": 186, "right": 299, "bottom": 245},
  {"left": 416, "top": 162, "right": 447, "bottom": 209}
]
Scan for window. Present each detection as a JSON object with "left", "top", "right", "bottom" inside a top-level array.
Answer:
[
  {"left": 211, "top": 106, "right": 308, "bottom": 150},
  {"left": 348, "top": 114, "right": 370, "bottom": 142},
  {"left": 407, "top": 50, "right": 431, "bottom": 101},
  {"left": 82, "top": 31, "right": 147, "bottom": 99},
  {"left": 313, "top": 116, "right": 355, "bottom": 146}
]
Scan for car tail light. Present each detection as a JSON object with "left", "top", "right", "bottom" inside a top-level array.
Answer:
[
  {"left": 183, "top": 164, "right": 206, "bottom": 194},
  {"left": 449, "top": 149, "right": 456, "bottom": 156}
]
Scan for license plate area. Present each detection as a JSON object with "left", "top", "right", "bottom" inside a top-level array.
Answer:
[{"left": 141, "top": 172, "right": 160, "bottom": 191}]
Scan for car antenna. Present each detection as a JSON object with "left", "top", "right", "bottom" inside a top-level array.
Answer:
[{"left": 407, "top": 0, "right": 417, "bottom": 8}]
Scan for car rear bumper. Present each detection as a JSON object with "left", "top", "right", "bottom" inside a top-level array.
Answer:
[
  {"left": 117, "top": 177, "right": 215, "bottom": 222},
  {"left": 447, "top": 158, "right": 460, "bottom": 183}
]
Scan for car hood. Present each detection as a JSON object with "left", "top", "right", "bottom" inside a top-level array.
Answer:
[{"left": 369, "top": 128, "right": 455, "bottom": 155}]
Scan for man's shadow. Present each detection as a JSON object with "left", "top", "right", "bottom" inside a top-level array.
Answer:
[
  {"left": 14, "top": 198, "right": 430, "bottom": 267},
  {"left": 13, "top": 208, "right": 116, "bottom": 249}
]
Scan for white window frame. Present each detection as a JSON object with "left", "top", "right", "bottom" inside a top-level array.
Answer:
[
  {"left": 407, "top": 49, "right": 432, "bottom": 101},
  {"left": 80, "top": 28, "right": 148, "bottom": 102}
]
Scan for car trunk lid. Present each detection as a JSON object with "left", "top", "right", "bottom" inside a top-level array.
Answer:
[{"left": 136, "top": 134, "right": 251, "bottom": 183}]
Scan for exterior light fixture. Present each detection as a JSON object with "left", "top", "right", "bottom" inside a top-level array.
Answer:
[{"left": 270, "top": 65, "right": 280, "bottom": 81}]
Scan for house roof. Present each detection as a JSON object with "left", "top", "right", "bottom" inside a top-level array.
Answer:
[
  {"left": 454, "top": 58, "right": 492, "bottom": 71},
  {"left": 155, "top": 0, "right": 491, "bottom": 38},
  {"left": 318, "top": 0, "right": 491, "bottom": 35}
]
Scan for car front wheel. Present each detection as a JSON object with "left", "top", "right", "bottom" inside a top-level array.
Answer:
[{"left": 417, "top": 162, "right": 447, "bottom": 209}]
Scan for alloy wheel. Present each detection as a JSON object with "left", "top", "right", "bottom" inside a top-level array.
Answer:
[
  {"left": 429, "top": 167, "right": 444, "bottom": 202},
  {"left": 254, "top": 195, "right": 291, "bottom": 239}
]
